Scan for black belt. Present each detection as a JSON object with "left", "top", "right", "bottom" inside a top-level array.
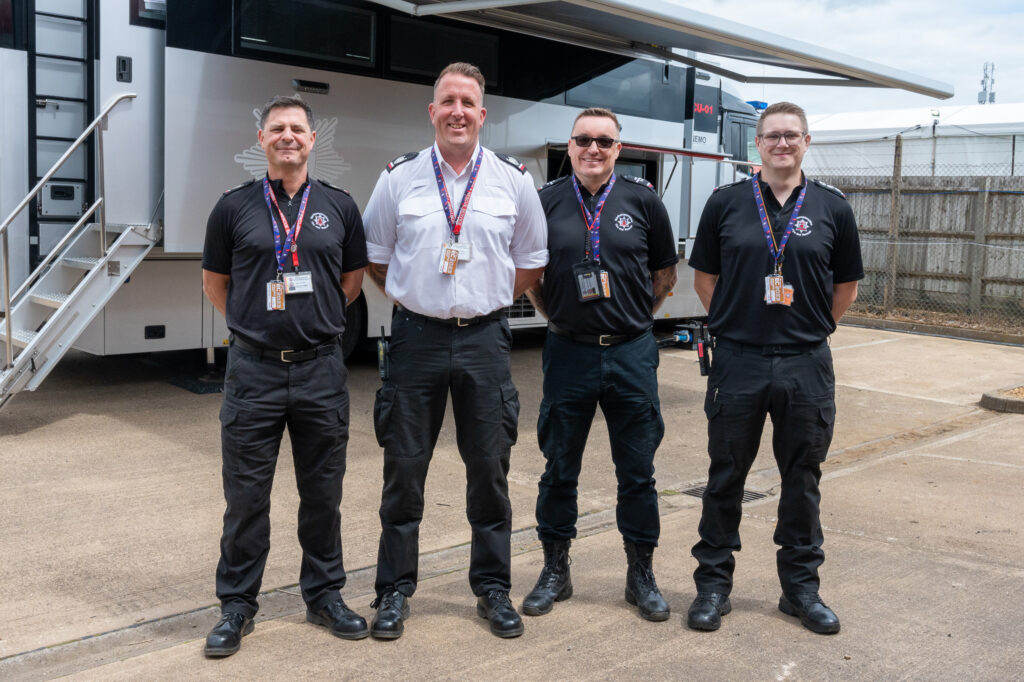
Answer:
[
  {"left": 396, "top": 305, "right": 504, "bottom": 328},
  {"left": 231, "top": 334, "right": 339, "bottom": 363},
  {"left": 715, "top": 337, "right": 826, "bottom": 356},
  {"left": 548, "top": 322, "right": 649, "bottom": 347}
]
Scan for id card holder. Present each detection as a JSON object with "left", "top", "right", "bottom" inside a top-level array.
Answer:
[
  {"left": 764, "top": 275, "right": 793, "bottom": 306},
  {"left": 573, "top": 260, "right": 603, "bottom": 302},
  {"left": 283, "top": 271, "right": 314, "bottom": 294},
  {"left": 439, "top": 244, "right": 459, "bottom": 275},
  {"left": 267, "top": 279, "right": 286, "bottom": 311},
  {"left": 453, "top": 241, "right": 473, "bottom": 262}
]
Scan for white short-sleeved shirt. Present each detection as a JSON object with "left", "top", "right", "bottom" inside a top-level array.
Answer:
[{"left": 363, "top": 143, "right": 548, "bottom": 319}]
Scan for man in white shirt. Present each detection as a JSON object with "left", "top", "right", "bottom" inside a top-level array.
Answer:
[{"left": 362, "top": 62, "right": 547, "bottom": 640}]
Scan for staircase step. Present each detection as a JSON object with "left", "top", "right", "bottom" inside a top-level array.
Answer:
[
  {"left": 63, "top": 256, "right": 100, "bottom": 270},
  {"left": 11, "top": 329, "right": 36, "bottom": 349},
  {"left": 30, "top": 292, "right": 70, "bottom": 309}
]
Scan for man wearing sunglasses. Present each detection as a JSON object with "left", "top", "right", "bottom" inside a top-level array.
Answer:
[
  {"left": 686, "top": 101, "right": 862, "bottom": 634},
  {"left": 523, "top": 107, "right": 678, "bottom": 622}
]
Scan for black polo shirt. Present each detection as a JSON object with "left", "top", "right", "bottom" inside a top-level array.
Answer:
[
  {"left": 202, "top": 176, "right": 368, "bottom": 349},
  {"left": 689, "top": 175, "right": 863, "bottom": 346},
  {"left": 539, "top": 174, "right": 679, "bottom": 336}
]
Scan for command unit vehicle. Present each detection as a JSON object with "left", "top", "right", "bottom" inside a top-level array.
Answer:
[{"left": 0, "top": 0, "right": 952, "bottom": 406}]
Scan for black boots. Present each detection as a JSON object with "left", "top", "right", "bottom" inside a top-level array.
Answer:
[
  {"left": 522, "top": 539, "right": 573, "bottom": 616},
  {"left": 623, "top": 540, "right": 670, "bottom": 622},
  {"left": 779, "top": 592, "right": 841, "bottom": 634},
  {"left": 686, "top": 592, "right": 732, "bottom": 631},
  {"left": 204, "top": 612, "right": 253, "bottom": 657}
]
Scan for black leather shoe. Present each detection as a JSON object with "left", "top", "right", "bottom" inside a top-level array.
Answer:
[
  {"left": 623, "top": 540, "right": 670, "bottom": 622},
  {"left": 204, "top": 612, "right": 254, "bottom": 657},
  {"left": 371, "top": 590, "right": 410, "bottom": 640},
  {"left": 686, "top": 592, "right": 732, "bottom": 631},
  {"left": 477, "top": 590, "right": 524, "bottom": 638},
  {"left": 522, "top": 540, "right": 572, "bottom": 616},
  {"left": 307, "top": 597, "right": 370, "bottom": 640},
  {"left": 779, "top": 593, "right": 841, "bottom": 634}
]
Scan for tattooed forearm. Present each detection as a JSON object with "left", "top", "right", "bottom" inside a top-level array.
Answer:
[{"left": 651, "top": 265, "right": 678, "bottom": 314}]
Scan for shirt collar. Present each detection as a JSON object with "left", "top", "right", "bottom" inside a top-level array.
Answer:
[
  {"left": 757, "top": 172, "right": 806, "bottom": 207},
  {"left": 266, "top": 175, "right": 310, "bottom": 200},
  {"left": 432, "top": 142, "right": 481, "bottom": 179}
]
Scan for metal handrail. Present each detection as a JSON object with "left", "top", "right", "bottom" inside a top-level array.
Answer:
[{"left": 1, "top": 92, "right": 136, "bottom": 371}]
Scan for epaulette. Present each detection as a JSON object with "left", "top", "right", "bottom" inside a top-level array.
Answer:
[
  {"left": 538, "top": 175, "right": 569, "bottom": 192},
  {"left": 811, "top": 178, "right": 846, "bottom": 199},
  {"left": 386, "top": 151, "right": 418, "bottom": 173},
  {"left": 496, "top": 152, "right": 528, "bottom": 174},
  {"left": 317, "top": 178, "right": 350, "bottom": 196},
  {"left": 623, "top": 175, "right": 655, "bottom": 192},
  {"left": 712, "top": 179, "right": 747, "bottom": 193},
  {"left": 222, "top": 178, "right": 256, "bottom": 195}
]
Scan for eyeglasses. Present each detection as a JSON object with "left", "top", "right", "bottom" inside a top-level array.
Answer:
[
  {"left": 759, "top": 131, "right": 806, "bottom": 146},
  {"left": 570, "top": 135, "right": 618, "bottom": 150}
]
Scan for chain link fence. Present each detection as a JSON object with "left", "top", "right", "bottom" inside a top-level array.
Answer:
[{"left": 807, "top": 136, "right": 1024, "bottom": 340}]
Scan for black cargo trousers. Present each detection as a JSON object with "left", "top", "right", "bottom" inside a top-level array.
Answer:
[
  {"left": 692, "top": 338, "right": 836, "bottom": 597},
  {"left": 216, "top": 339, "right": 350, "bottom": 618},
  {"left": 372, "top": 309, "right": 520, "bottom": 600}
]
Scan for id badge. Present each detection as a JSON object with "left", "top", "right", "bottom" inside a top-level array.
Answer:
[
  {"left": 439, "top": 244, "right": 459, "bottom": 275},
  {"left": 267, "top": 280, "right": 286, "bottom": 311},
  {"left": 573, "top": 261, "right": 603, "bottom": 302},
  {"left": 600, "top": 270, "right": 612, "bottom": 299},
  {"left": 283, "top": 271, "right": 314, "bottom": 294},
  {"left": 453, "top": 241, "right": 473, "bottom": 262},
  {"left": 764, "top": 275, "right": 793, "bottom": 306}
]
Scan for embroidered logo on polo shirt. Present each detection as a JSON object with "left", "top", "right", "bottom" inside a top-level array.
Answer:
[
  {"left": 793, "top": 216, "right": 813, "bottom": 236},
  {"left": 311, "top": 212, "right": 330, "bottom": 230},
  {"left": 614, "top": 213, "right": 634, "bottom": 231}
]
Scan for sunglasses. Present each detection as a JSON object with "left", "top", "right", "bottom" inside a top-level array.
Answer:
[{"left": 570, "top": 135, "right": 618, "bottom": 150}]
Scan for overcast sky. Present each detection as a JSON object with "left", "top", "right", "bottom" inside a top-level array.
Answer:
[{"left": 680, "top": 0, "right": 1024, "bottom": 115}]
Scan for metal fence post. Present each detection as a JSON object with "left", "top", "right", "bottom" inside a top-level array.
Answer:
[
  {"left": 968, "top": 177, "right": 991, "bottom": 315},
  {"left": 883, "top": 135, "right": 903, "bottom": 312}
]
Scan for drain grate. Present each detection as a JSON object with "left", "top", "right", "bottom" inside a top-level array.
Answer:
[{"left": 681, "top": 485, "right": 768, "bottom": 503}]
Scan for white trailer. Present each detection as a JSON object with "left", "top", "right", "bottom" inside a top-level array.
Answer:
[{"left": 0, "top": 0, "right": 952, "bottom": 407}]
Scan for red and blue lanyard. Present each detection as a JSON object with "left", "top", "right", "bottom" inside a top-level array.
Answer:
[
  {"left": 431, "top": 147, "right": 484, "bottom": 242},
  {"left": 571, "top": 173, "right": 616, "bottom": 262},
  {"left": 751, "top": 172, "right": 806, "bottom": 272},
  {"left": 263, "top": 177, "right": 310, "bottom": 272}
]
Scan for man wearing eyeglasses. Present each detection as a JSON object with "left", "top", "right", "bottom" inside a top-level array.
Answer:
[
  {"left": 523, "top": 107, "right": 678, "bottom": 622},
  {"left": 686, "top": 101, "right": 863, "bottom": 635}
]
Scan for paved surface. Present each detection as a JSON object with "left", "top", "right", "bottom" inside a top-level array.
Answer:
[{"left": 1, "top": 325, "right": 1023, "bottom": 680}]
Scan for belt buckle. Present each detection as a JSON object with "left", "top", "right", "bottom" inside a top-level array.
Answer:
[
  {"left": 280, "top": 350, "right": 295, "bottom": 363},
  {"left": 598, "top": 334, "right": 612, "bottom": 346},
  {"left": 456, "top": 317, "right": 470, "bottom": 327}
]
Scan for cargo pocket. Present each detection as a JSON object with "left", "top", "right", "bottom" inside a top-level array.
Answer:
[
  {"left": 808, "top": 400, "right": 836, "bottom": 463},
  {"left": 500, "top": 381, "right": 520, "bottom": 448},
  {"left": 374, "top": 385, "right": 397, "bottom": 448}
]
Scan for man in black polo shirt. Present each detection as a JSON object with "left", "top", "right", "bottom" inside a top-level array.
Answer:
[
  {"left": 523, "top": 107, "right": 678, "bottom": 622},
  {"left": 686, "top": 101, "right": 862, "bottom": 635},
  {"left": 200, "top": 95, "right": 368, "bottom": 656}
]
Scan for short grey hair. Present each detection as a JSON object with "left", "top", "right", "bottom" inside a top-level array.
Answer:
[{"left": 258, "top": 95, "right": 314, "bottom": 130}]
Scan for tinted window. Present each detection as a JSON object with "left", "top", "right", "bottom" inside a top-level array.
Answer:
[
  {"left": 0, "top": 0, "right": 16, "bottom": 49},
  {"left": 238, "top": 0, "right": 375, "bottom": 68},
  {"left": 130, "top": 0, "right": 165, "bottom": 29},
  {"left": 389, "top": 16, "right": 498, "bottom": 88}
]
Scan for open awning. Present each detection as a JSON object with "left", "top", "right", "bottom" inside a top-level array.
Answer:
[{"left": 368, "top": 0, "right": 953, "bottom": 99}]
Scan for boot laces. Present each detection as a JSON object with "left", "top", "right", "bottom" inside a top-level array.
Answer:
[
  {"left": 372, "top": 590, "right": 401, "bottom": 610},
  {"left": 487, "top": 590, "right": 514, "bottom": 610}
]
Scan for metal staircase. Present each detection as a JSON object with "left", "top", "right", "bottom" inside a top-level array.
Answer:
[{"left": 0, "top": 92, "right": 160, "bottom": 410}]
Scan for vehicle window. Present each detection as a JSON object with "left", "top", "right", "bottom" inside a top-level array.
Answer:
[{"left": 238, "top": 0, "right": 375, "bottom": 68}]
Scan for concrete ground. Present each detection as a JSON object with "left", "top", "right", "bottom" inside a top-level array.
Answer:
[{"left": 1, "top": 325, "right": 1022, "bottom": 680}]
